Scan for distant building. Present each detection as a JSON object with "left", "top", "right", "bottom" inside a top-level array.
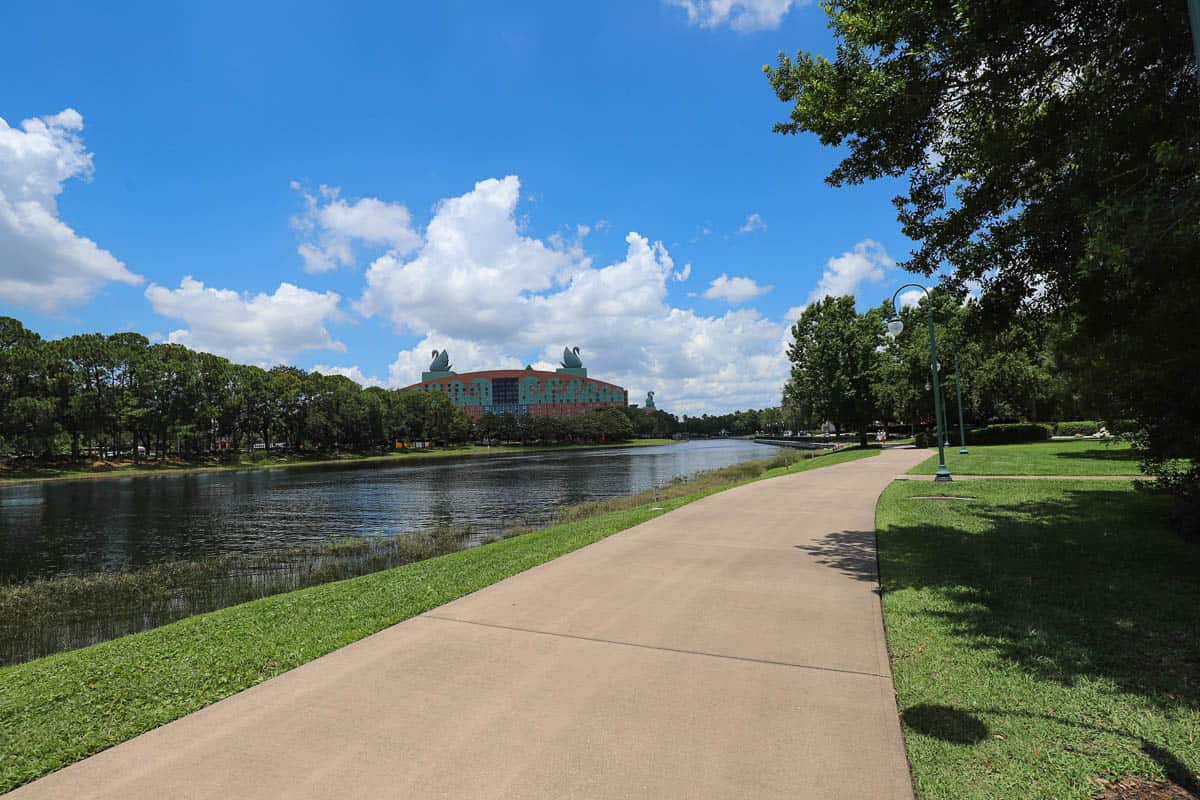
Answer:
[{"left": 402, "top": 347, "right": 628, "bottom": 420}]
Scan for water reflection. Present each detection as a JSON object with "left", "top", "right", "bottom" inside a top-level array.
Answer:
[{"left": 0, "top": 440, "right": 772, "bottom": 581}]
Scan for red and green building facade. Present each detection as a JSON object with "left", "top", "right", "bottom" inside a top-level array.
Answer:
[{"left": 401, "top": 348, "right": 628, "bottom": 420}]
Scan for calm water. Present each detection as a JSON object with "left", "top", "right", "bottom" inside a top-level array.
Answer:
[{"left": 0, "top": 440, "right": 774, "bottom": 582}]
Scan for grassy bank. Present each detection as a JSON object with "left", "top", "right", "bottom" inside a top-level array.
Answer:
[
  {"left": 878, "top": 479, "right": 1200, "bottom": 799},
  {"left": 0, "top": 446, "right": 872, "bottom": 667},
  {"left": 0, "top": 438, "right": 677, "bottom": 487},
  {"left": 0, "top": 445, "right": 875, "bottom": 792},
  {"left": 907, "top": 439, "right": 1143, "bottom": 476}
]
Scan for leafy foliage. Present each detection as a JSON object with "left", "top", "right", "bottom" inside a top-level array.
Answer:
[
  {"left": 680, "top": 406, "right": 786, "bottom": 437},
  {"left": 914, "top": 422, "right": 1050, "bottom": 448},
  {"left": 786, "top": 296, "right": 884, "bottom": 445},
  {"left": 0, "top": 317, "right": 684, "bottom": 461},
  {"left": 0, "top": 316, "right": 470, "bottom": 459},
  {"left": 766, "top": 0, "right": 1200, "bottom": 518},
  {"left": 1054, "top": 420, "right": 1102, "bottom": 437}
]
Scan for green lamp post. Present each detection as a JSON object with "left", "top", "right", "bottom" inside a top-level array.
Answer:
[
  {"left": 954, "top": 353, "right": 968, "bottom": 455},
  {"left": 886, "top": 284, "right": 952, "bottom": 482}
]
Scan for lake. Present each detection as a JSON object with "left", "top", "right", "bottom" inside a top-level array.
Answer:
[{"left": 0, "top": 439, "right": 775, "bottom": 582}]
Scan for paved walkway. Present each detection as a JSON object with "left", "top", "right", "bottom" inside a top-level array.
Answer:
[{"left": 9, "top": 447, "right": 929, "bottom": 800}]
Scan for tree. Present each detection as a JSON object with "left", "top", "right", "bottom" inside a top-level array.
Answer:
[
  {"left": 597, "top": 408, "right": 634, "bottom": 442},
  {"left": 270, "top": 366, "right": 309, "bottom": 450},
  {"left": 766, "top": 0, "right": 1200, "bottom": 525},
  {"left": 785, "top": 296, "right": 884, "bottom": 445},
  {"left": 781, "top": 380, "right": 813, "bottom": 435},
  {"left": 0, "top": 318, "right": 56, "bottom": 456},
  {"left": 759, "top": 407, "right": 785, "bottom": 435},
  {"left": 235, "top": 365, "right": 277, "bottom": 452}
]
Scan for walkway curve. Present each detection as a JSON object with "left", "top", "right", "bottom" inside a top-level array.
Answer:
[{"left": 7, "top": 447, "right": 929, "bottom": 800}]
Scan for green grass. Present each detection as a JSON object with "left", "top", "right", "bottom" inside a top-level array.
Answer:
[
  {"left": 0, "top": 444, "right": 875, "bottom": 793},
  {"left": 908, "top": 439, "right": 1143, "bottom": 476},
  {"left": 877, "top": 479, "right": 1200, "bottom": 799},
  {"left": 0, "top": 438, "right": 678, "bottom": 486}
]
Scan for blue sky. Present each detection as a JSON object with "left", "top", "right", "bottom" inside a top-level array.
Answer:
[{"left": 1, "top": 0, "right": 914, "bottom": 414}]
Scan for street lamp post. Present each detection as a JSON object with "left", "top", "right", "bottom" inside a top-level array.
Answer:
[
  {"left": 954, "top": 353, "right": 968, "bottom": 455},
  {"left": 886, "top": 284, "right": 952, "bottom": 482},
  {"left": 1189, "top": 0, "right": 1200, "bottom": 75}
]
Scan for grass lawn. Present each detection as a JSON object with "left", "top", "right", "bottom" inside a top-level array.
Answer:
[
  {"left": 0, "top": 446, "right": 876, "bottom": 793},
  {"left": 0, "top": 438, "right": 678, "bottom": 487},
  {"left": 908, "top": 439, "right": 1143, "bottom": 476},
  {"left": 878, "top": 479, "right": 1200, "bottom": 799}
]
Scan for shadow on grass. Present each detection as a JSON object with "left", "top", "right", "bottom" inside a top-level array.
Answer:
[
  {"left": 881, "top": 487, "right": 1200, "bottom": 712},
  {"left": 1054, "top": 447, "right": 1142, "bottom": 463},
  {"left": 901, "top": 703, "right": 1200, "bottom": 795},
  {"left": 902, "top": 704, "right": 989, "bottom": 744}
]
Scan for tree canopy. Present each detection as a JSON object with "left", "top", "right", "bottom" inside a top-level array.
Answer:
[
  {"left": 787, "top": 296, "right": 884, "bottom": 445},
  {"left": 767, "top": 1, "right": 1200, "bottom": 516},
  {"left": 0, "top": 316, "right": 664, "bottom": 461}
]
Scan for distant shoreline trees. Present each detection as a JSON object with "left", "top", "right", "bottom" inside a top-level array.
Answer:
[{"left": 0, "top": 317, "right": 677, "bottom": 461}]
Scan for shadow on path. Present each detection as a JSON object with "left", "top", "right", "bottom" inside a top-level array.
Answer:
[{"left": 794, "top": 529, "right": 878, "bottom": 583}]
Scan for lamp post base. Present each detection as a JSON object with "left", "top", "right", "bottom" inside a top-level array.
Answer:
[
  {"left": 934, "top": 465, "right": 953, "bottom": 482},
  {"left": 959, "top": 447, "right": 969, "bottom": 455}
]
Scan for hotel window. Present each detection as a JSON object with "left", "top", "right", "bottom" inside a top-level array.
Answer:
[{"left": 492, "top": 377, "right": 519, "bottom": 405}]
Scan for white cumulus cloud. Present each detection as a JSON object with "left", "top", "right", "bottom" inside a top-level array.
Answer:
[
  {"left": 387, "top": 336, "right": 527, "bottom": 388},
  {"left": 310, "top": 364, "right": 386, "bottom": 387},
  {"left": 291, "top": 182, "right": 421, "bottom": 273},
  {"left": 807, "top": 239, "right": 894, "bottom": 304},
  {"left": 145, "top": 277, "right": 345, "bottom": 365},
  {"left": 668, "top": 0, "right": 800, "bottom": 31},
  {"left": 897, "top": 289, "right": 924, "bottom": 309},
  {"left": 0, "top": 108, "right": 142, "bottom": 311},
  {"left": 703, "top": 273, "right": 772, "bottom": 304},
  {"left": 354, "top": 175, "right": 790, "bottom": 414},
  {"left": 358, "top": 176, "right": 586, "bottom": 339}
]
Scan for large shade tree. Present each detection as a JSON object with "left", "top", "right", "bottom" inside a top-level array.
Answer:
[
  {"left": 767, "top": 1, "right": 1200, "bottom": 526},
  {"left": 786, "top": 296, "right": 884, "bottom": 445}
]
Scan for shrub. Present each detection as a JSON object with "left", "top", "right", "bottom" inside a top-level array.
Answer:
[
  {"left": 915, "top": 423, "right": 1051, "bottom": 448},
  {"left": 913, "top": 430, "right": 939, "bottom": 448},
  {"left": 1054, "top": 420, "right": 1101, "bottom": 437},
  {"left": 971, "top": 423, "right": 1052, "bottom": 444}
]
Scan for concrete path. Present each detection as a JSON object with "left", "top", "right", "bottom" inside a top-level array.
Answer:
[{"left": 8, "top": 447, "right": 929, "bottom": 800}]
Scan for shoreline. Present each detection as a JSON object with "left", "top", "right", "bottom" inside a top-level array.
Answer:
[
  {"left": 0, "top": 446, "right": 875, "bottom": 792},
  {"left": 0, "top": 438, "right": 680, "bottom": 488}
]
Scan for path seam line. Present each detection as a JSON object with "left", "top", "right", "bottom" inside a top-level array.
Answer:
[{"left": 421, "top": 613, "right": 890, "bottom": 680}]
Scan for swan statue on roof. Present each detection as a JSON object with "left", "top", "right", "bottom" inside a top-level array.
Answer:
[
  {"left": 645, "top": 391, "right": 656, "bottom": 410},
  {"left": 429, "top": 349, "right": 451, "bottom": 372},
  {"left": 560, "top": 346, "right": 583, "bottom": 369}
]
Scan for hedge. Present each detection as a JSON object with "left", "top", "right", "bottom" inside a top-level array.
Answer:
[
  {"left": 1054, "top": 420, "right": 1102, "bottom": 436},
  {"left": 915, "top": 423, "right": 1052, "bottom": 447}
]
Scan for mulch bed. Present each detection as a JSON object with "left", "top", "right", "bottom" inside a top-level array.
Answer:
[{"left": 1093, "top": 777, "right": 1198, "bottom": 799}]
